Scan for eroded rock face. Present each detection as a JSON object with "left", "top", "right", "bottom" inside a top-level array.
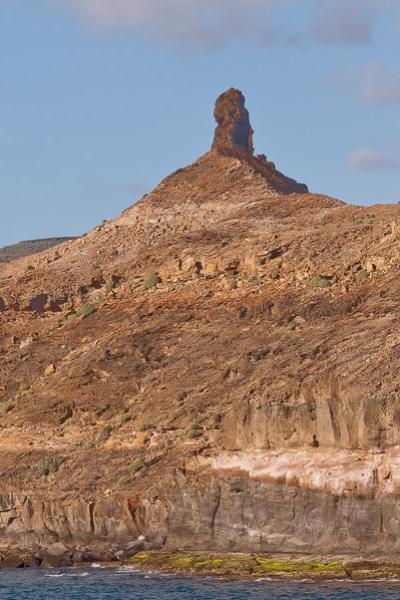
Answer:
[{"left": 212, "top": 88, "right": 254, "bottom": 154}]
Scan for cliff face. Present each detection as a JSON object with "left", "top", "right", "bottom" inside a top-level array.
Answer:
[{"left": 0, "top": 89, "right": 400, "bottom": 562}]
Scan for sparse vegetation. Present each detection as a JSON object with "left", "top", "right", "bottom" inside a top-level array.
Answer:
[
  {"left": 26, "top": 264, "right": 34, "bottom": 271},
  {"left": 117, "top": 474, "right": 130, "bottom": 487},
  {"left": 186, "top": 427, "right": 202, "bottom": 439},
  {"left": 80, "top": 303, "right": 95, "bottom": 318},
  {"left": 350, "top": 216, "right": 364, "bottom": 225},
  {"left": 248, "top": 275, "right": 263, "bottom": 286},
  {"left": 186, "top": 414, "right": 209, "bottom": 439},
  {"left": 130, "top": 459, "right": 146, "bottom": 473},
  {"left": 0, "top": 400, "right": 14, "bottom": 416},
  {"left": 143, "top": 272, "right": 160, "bottom": 290},
  {"left": 229, "top": 276, "right": 237, "bottom": 290},
  {"left": 139, "top": 423, "right": 156, "bottom": 432},
  {"left": 37, "top": 457, "right": 64, "bottom": 477},
  {"left": 98, "top": 425, "right": 113, "bottom": 443},
  {"left": 355, "top": 269, "right": 369, "bottom": 281},
  {"left": 65, "top": 303, "right": 95, "bottom": 320},
  {"left": 117, "top": 412, "right": 131, "bottom": 426},
  {"left": 309, "top": 275, "right": 331, "bottom": 289},
  {"left": 142, "top": 374, "right": 157, "bottom": 386},
  {"left": 194, "top": 414, "right": 209, "bottom": 427},
  {"left": 19, "top": 383, "right": 31, "bottom": 396}
]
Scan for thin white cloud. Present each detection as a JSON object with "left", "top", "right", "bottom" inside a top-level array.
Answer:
[
  {"left": 314, "top": 0, "right": 377, "bottom": 45},
  {"left": 348, "top": 148, "right": 400, "bottom": 172},
  {"left": 54, "top": 0, "right": 277, "bottom": 46},
  {"left": 38, "top": 1, "right": 400, "bottom": 48},
  {"left": 362, "top": 60, "right": 400, "bottom": 105}
]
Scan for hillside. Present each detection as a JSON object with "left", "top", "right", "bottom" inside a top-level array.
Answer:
[
  {"left": 0, "top": 238, "right": 76, "bottom": 263},
  {"left": 0, "top": 88, "right": 399, "bottom": 565}
]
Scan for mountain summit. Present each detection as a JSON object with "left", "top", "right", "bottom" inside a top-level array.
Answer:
[{"left": 152, "top": 88, "right": 308, "bottom": 204}]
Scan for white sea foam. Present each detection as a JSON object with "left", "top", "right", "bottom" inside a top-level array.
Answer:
[{"left": 44, "top": 572, "right": 90, "bottom": 578}]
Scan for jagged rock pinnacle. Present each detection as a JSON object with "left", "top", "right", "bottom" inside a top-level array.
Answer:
[{"left": 212, "top": 88, "right": 254, "bottom": 155}]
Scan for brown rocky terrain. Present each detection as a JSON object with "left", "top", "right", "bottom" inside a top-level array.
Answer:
[
  {"left": 1, "top": 88, "right": 400, "bottom": 566},
  {"left": 0, "top": 238, "right": 76, "bottom": 263}
]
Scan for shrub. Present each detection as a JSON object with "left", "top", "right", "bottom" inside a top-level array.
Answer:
[
  {"left": 37, "top": 457, "right": 63, "bottom": 477},
  {"left": 309, "top": 275, "right": 331, "bottom": 289},
  {"left": 355, "top": 269, "right": 369, "bottom": 281},
  {"left": 26, "top": 265, "right": 34, "bottom": 271},
  {"left": 65, "top": 303, "right": 95, "bottom": 320},
  {"left": 19, "top": 383, "right": 31, "bottom": 396},
  {"left": 193, "top": 414, "right": 208, "bottom": 427},
  {"left": 98, "top": 425, "right": 113, "bottom": 443},
  {"left": 139, "top": 423, "right": 156, "bottom": 432},
  {"left": 65, "top": 310, "right": 79, "bottom": 320},
  {"left": 117, "top": 412, "right": 131, "bottom": 426},
  {"left": 229, "top": 276, "right": 238, "bottom": 290},
  {"left": 79, "top": 303, "right": 95, "bottom": 318},
  {"left": 143, "top": 272, "right": 160, "bottom": 290},
  {"left": 117, "top": 475, "right": 130, "bottom": 487},
  {"left": 248, "top": 276, "right": 261, "bottom": 285},
  {"left": 142, "top": 374, "right": 157, "bottom": 386},
  {"left": 130, "top": 459, "right": 146, "bottom": 474},
  {"left": 186, "top": 428, "right": 202, "bottom": 440},
  {"left": 0, "top": 401, "right": 14, "bottom": 416}
]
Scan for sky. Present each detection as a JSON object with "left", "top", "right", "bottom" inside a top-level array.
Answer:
[{"left": 0, "top": 0, "right": 399, "bottom": 246}]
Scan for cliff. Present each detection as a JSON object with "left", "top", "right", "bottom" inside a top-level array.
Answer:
[{"left": 0, "top": 89, "right": 399, "bottom": 565}]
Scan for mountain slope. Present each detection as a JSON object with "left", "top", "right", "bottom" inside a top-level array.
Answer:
[
  {"left": 0, "top": 88, "right": 400, "bottom": 563},
  {"left": 0, "top": 237, "right": 76, "bottom": 263}
]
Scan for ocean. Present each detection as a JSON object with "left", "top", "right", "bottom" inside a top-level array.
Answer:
[{"left": 1, "top": 567, "right": 400, "bottom": 599}]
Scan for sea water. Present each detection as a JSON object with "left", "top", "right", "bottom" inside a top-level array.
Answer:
[{"left": 0, "top": 567, "right": 400, "bottom": 599}]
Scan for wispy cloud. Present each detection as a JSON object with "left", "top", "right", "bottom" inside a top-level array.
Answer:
[
  {"left": 362, "top": 60, "right": 400, "bottom": 105},
  {"left": 348, "top": 147, "right": 400, "bottom": 171},
  {"left": 53, "top": 0, "right": 398, "bottom": 48},
  {"left": 313, "top": 0, "right": 377, "bottom": 45},
  {"left": 54, "top": 0, "right": 278, "bottom": 47}
]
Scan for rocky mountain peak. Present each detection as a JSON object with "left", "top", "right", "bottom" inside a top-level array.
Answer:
[{"left": 212, "top": 88, "right": 254, "bottom": 155}]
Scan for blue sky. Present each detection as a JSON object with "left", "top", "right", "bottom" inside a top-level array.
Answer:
[{"left": 0, "top": 0, "right": 399, "bottom": 246}]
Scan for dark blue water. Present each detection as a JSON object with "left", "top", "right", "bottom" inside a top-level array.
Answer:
[{"left": 0, "top": 567, "right": 400, "bottom": 599}]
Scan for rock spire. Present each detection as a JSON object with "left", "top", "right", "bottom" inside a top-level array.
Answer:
[{"left": 212, "top": 88, "right": 254, "bottom": 155}]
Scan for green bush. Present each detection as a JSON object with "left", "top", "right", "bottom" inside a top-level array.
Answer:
[
  {"left": 65, "top": 303, "right": 95, "bottom": 320},
  {"left": 37, "top": 457, "right": 63, "bottom": 477},
  {"left": 98, "top": 425, "right": 113, "bottom": 443},
  {"left": 19, "top": 383, "right": 31, "bottom": 397},
  {"left": 79, "top": 303, "right": 95, "bottom": 318},
  {"left": 142, "top": 374, "right": 157, "bottom": 386},
  {"left": 139, "top": 422, "right": 156, "bottom": 432},
  {"left": 130, "top": 459, "right": 146, "bottom": 473},
  {"left": 309, "top": 275, "right": 331, "bottom": 289},
  {"left": 186, "top": 428, "right": 202, "bottom": 440},
  {"left": 143, "top": 272, "right": 160, "bottom": 290},
  {"left": 355, "top": 269, "right": 369, "bottom": 281},
  {"left": 0, "top": 401, "right": 14, "bottom": 416},
  {"left": 117, "top": 412, "right": 131, "bottom": 426}
]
